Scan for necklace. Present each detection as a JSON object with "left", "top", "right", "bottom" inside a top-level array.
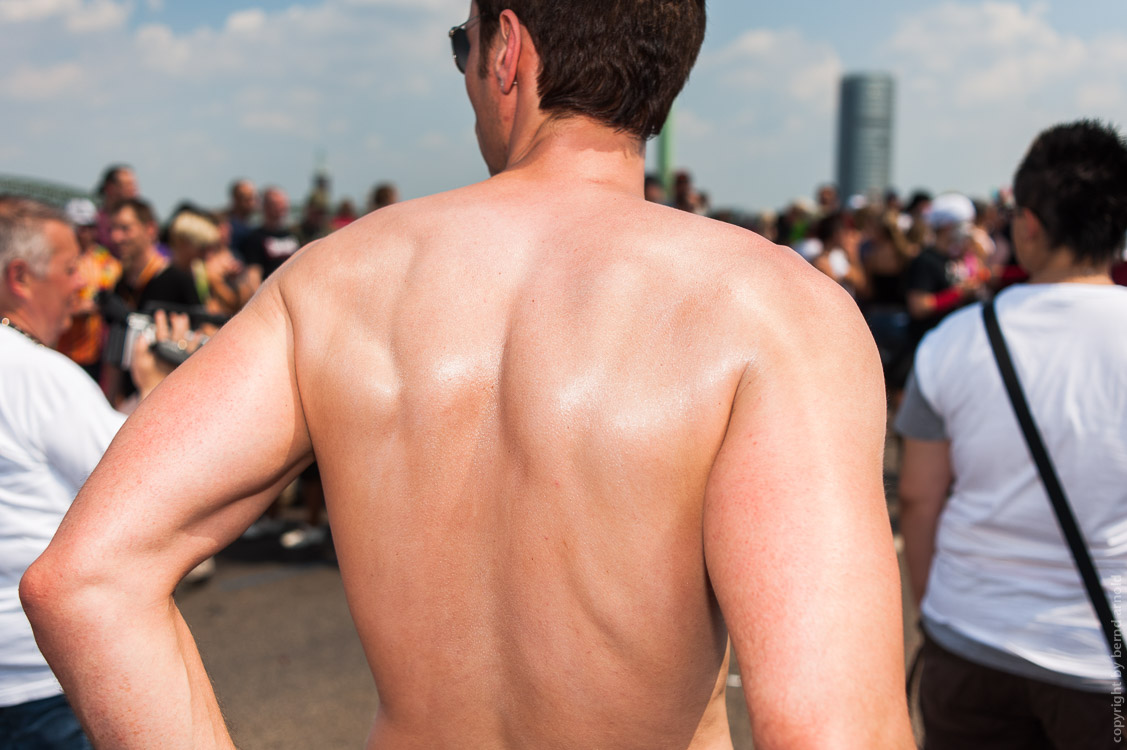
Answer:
[{"left": 0, "top": 317, "right": 42, "bottom": 346}]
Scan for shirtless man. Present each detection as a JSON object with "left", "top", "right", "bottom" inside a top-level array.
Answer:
[{"left": 21, "top": 2, "right": 915, "bottom": 747}]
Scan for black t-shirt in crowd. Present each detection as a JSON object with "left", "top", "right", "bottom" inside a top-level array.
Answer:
[
  {"left": 905, "top": 246, "right": 956, "bottom": 344},
  {"left": 138, "top": 266, "right": 201, "bottom": 311},
  {"left": 240, "top": 226, "right": 301, "bottom": 278}
]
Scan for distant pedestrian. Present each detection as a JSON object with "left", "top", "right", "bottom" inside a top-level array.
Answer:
[{"left": 897, "top": 120, "right": 1127, "bottom": 749}]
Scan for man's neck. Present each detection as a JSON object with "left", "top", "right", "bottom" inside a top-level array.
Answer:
[
  {"left": 0, "top": 309, "right": 46, "bottom": 345},
  {"left": 501, "top": 117, "right": 647, "bottom": 197},
  {"left": 126, "top": 247, "right": 164, "bottom": 286}
]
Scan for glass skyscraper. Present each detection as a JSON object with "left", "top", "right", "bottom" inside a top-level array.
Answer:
[{"left": 836, "top": 73, "right": 895, "bottom": 201}]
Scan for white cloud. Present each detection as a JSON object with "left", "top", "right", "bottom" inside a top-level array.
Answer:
[
  {"left": 134, "top": 23, "right": 194, "bottom": 74},
  {"left": 672, "top": 26, "right": 843, "bottom": 209},
  {"left": 0, "top": 0, "right": 475, "bottom": 215},
  {"left": 707, "top": 28, "right": 842, "bottom": 112},
  {"left": 674, "top": 109, "right": 714, "bottom": 139},
  {"left": 65, "top": 0, "right": 127, "bottom": 32},
  {"left": 225, "top": 8, "right": 266, "bottom": 34},
  {"left": 1076, "top": 82, "right": 1125, "bottom": 111},
  {"left": 881, "top": 1, "right": 1127, "bottom": 193},
  {"left": 0, "top": 0, "right": 78, "bottom": 23},
  {"left": 1, "top": 61, "right": 84, "bottom": 99},
  {"left": 887, "top": 1, "right": 1089, "bottom": 106},
  {"left": 0, "top": 0, "right": 129, "bottom": 32}
]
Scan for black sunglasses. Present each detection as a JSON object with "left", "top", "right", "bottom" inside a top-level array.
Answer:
[{"left": 448, "top": 16, "right": 479, "bottom": 74}]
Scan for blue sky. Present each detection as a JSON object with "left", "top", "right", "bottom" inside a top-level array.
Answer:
[{"left": 2, "top": 0, "right": 1126, "bottom": 217}]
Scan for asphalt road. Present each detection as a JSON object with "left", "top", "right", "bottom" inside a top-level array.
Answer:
[{"left": 176, "top": 440, "right": 920, "bottom": 749}]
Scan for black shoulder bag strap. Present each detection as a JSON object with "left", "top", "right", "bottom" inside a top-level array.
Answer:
[{"left": 982, "top": 299, "right": 1126, "bottom": 689}]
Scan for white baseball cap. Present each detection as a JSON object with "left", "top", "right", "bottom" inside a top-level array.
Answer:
[
  {"left": 925, "top": 193, "right": 976, "bottom": 228},
  {"left": 64, "top": 198, "right": 98, "bottom": 227}
]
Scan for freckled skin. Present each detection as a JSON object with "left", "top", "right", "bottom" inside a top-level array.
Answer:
[{"left": 21, "top": 7, "right": 915, "bottom": 750}]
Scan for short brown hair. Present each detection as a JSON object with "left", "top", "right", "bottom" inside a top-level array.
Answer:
[
  {"left": 113, "top": 197, "right": 157, "bottom": 228},
  {"left": 475, "top": 0, "right": 706, "bottom": 140}
]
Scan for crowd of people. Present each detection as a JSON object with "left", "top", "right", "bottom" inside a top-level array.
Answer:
[
  {"left": 48, "top": 169, "right": 405, "bottom": 550},
  {"left": 1, "top": 167, "right": 403, "bottom": 747},
  {"left": 48, "top": 160, "right": 1127, "bottom": 417}
]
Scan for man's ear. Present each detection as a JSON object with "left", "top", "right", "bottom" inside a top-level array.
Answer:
[
  {"left": 494, "top": 9, "right": 522, "bottom": 94},
  {"left": 5, "top": 259, "right": 33, "bottom": 301}
]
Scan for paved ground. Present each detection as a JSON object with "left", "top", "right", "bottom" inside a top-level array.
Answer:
[{"left": 176, "top": 437, "right": 921, "bottom": 749}]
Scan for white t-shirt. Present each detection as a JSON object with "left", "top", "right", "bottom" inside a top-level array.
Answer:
[
  {"left": 900, "top": 283, "right": 1127, "bottom": 689},
  {"left": 0, "top": 325, "right": 125, "bottom": 707}
]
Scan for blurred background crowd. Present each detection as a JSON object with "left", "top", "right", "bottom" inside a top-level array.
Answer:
[{"left": 27, "top": 159, "right": 1127, "bottom": 553}]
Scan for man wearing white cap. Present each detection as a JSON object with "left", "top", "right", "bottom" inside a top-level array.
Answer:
[
  {"left": 56, "top": 198, "right": 120, "bottom": 383},
  {"left": 889, "top": 193, "right": 986, "bottom": 390}
]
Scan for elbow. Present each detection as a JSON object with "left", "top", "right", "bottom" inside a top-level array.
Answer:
[
  {"left": 19, "top": 546, "right": 116, "bottom": 637},
  {"left": 19, "top": 553, "right": 68, "bottom": 635}
]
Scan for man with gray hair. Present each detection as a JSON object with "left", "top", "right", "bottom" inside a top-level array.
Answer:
[
  {"left": 0, "top": 196, "right": 184, "bottom": 749},
  {"left": 0, "top": 196, "right": 101, "bottom": 748}
]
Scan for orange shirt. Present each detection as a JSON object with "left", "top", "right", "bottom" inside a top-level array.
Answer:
[{"left": 57, "top": 246, "right": 122, "bottom": 366}]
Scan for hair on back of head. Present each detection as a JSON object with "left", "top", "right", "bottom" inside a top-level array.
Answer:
[
  {"left": 474, "top": 0, "right": 706, "bottom": 141},
  {"left": 1013, "top": 120, "right": 1127, "bottom": 266},
  {"left": 0, "top": 195, "right": 67, "bottom": 278},
  {"left": 97, "top": 164, "right": 132, "bottom": 196}
]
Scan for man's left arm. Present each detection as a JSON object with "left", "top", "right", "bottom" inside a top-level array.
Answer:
[
  {"left": 703, "top": 278, "right": 915, "bottom": 749},
  {"left": 20, "top": 280, "right": 313, "bottom": 750}
]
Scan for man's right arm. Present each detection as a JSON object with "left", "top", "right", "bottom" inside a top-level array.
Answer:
[
  {"left": 20, "top": 278, "right": 313, "bottom": 749},
  {"left": 702, "top": 278, "right": 915, "bottom": 749}
]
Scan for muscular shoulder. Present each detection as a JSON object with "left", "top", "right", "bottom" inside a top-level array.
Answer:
[{"left": 674, "top": 214, "right": 875, "bottom": 361}]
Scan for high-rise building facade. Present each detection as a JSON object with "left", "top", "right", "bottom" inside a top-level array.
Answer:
[{"left": 836, "top": 73, "right": 895, "bottom": 201}]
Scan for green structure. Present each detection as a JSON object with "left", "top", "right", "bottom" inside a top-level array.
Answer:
[
  {"left": 0, "top": 174, "right": 94, "bottom": 208},
  {"left": 657, "top": 106, "right": 675, "bottom": 197}
]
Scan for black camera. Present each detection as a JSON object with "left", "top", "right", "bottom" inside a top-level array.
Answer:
[{"left": 100, "top": 294, "right": 229, "bottom": 369}]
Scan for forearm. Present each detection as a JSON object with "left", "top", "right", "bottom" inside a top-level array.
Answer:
[
  {"left": 898, "top": 497, "right": 941, "bottom": 607},
  {"left": 21, "top": 575, "right": 234, "bottom": 749}
]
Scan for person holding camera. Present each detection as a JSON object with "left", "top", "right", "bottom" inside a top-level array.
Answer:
[{"left": 0, "top": 196, "right": 198, "bottom": 749}]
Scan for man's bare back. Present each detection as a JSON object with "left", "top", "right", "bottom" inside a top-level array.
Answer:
[
  {"left": 285, "top": 180, "right": 765, "bottom": 748},
  {"left": 21, "top": 3, "right": 915, "bottom": 747},
  {"left": 250, "top": 169, "right": 895, "bottom": 747}
]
